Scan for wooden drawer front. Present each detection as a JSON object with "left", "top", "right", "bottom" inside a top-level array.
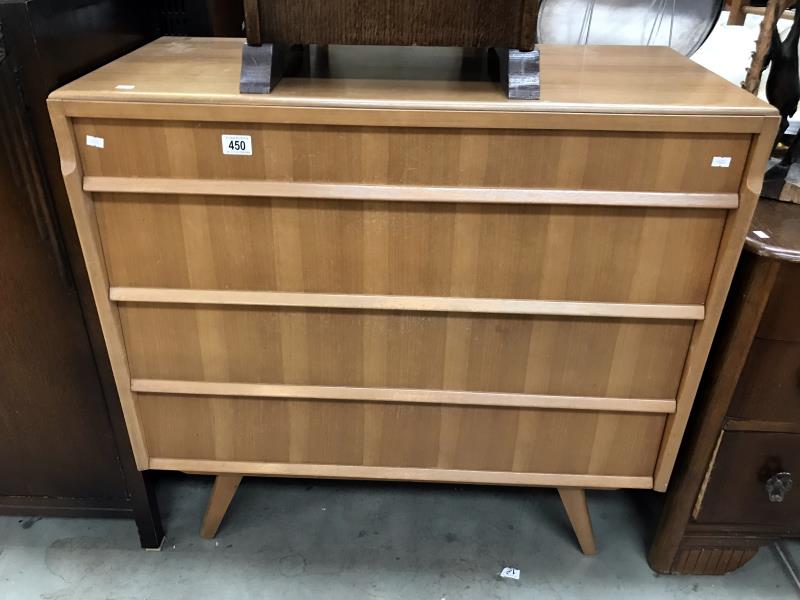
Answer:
[
  {"left": 120, "top": 305, "right": 693, "bottom": 399},
  {"left": 75, "top": 119, "right": 749, "bottom": 192},
  {"left": 696, "top": 432, "right": 800, "bottom": 529},
  {"left": 728, "top": 339, "right": 800, "bottom": 428},
  {"left": 137, "top": 393, "right": 666, "bottom": 477},
  {"left": 96, "top": 194, "right": 726, "bottom": 305},
  {"left": 757, "top": 262, "right": 800, "bottom": 342}
]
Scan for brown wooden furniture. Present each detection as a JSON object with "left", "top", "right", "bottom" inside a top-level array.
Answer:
[
  {"left": 48, "top": 37, "right": 776, "bottom": 553},
  {"left": 728, "top": 0, "right": 795, "bottom": 26},
  {"left": 153, "top": 0, "right": 244, "bottom": 36},
  {"left": 0, "top": 0, "right": 163, "bottom": 548},
  {"left": 650, "top": 198, "right": 800, "bottom": 574},
  {"left": 239, "top": 0, "right": 540, "bottom": 98}
]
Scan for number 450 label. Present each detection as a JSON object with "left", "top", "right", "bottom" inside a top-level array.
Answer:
[{"left": 221, "top": 134, "right": 252, "bottom": 156}]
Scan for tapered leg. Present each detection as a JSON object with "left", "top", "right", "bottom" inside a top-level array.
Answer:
[
  {"left": 200, "top": 475, "right": 243, "bottom": 539},
  {"left": 557, "top": 488, "right": 597, "bottom": 555}
]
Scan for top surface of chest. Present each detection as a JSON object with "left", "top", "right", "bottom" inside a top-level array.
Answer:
[{"left": 50, "top": 37, "right": 773, "bottom": 119}]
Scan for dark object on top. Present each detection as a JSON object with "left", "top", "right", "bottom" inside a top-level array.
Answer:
[
  {"left": 762, "top": 4, "right": 800, "bottom": 197},
  {"left": 239, "top": 0, "right": 541, "bottom": 99}
]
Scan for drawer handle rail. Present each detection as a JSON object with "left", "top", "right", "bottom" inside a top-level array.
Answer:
[
  {"left": 110, "top": 287, "right": 704, "bottom": 320},
  {"left": 147, "top": 458, "right": 654, "bottom": 490},
  {"left": 84, "top": 176, "right": 739, "bottom": 209},
  {"left": 131, "top": 378, "right": 677, "bottom": 414}
]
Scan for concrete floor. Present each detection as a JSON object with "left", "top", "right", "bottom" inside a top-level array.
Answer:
[{"left": 0, "top": 475, "right": 798, "bottom": 599}]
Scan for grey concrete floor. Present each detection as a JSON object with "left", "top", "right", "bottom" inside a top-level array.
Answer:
[{"left": 0, "top": 474, "right": 798, "bottom": 599}]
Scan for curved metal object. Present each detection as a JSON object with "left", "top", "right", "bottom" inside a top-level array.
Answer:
[
  {"left": 766, "top": 472, "right": 793, "bottom": 503},
  {"left": 538, "top": 0, "right": 724, "bottom": 56}
]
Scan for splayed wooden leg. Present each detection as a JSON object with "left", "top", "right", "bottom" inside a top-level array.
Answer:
[
  {"left": 200, "top": 475, "right": 243, "bottom": 539},
  {"left": 558, "top": 487, "right": 598, "bottom": 555}
]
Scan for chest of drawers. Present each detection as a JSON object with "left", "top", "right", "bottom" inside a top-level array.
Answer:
[{"left": 48, "top": 37, "right": 776, "bottom": 552}]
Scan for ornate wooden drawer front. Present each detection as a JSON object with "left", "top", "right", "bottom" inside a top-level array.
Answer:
[
  {"left": 74, "top": 119, "right": 750, "bottom": 194},
  {"left": 696, "top": 432, "right": 800, "bottom": 529}
]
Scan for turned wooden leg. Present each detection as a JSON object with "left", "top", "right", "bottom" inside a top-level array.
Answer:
[
  {"left": 200, "top": 475, "right": 243, "bottom": 539},
  {"left": 557, "top": 487, "right": 598, "bottom": 555}
]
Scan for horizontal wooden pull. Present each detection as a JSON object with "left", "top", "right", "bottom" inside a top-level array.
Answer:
[
  {"left": 85, "top": 176, "right": 738, "bottom": 208},
  {"left": 131, "top": 378, "right": 677, "bottom": 414},
  {"left": 110, "top": 287, "right": 704, "bottom": 320},
  {"left": 148, "top": 458, "right": 654, "bottom": 490}
]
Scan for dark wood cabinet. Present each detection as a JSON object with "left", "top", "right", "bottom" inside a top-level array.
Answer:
[
  {"left": 694, "top": 432, "right": 800, "bottom": 527},
  {"left": 650, "top": 198, "right": 800, "bottom": 574},
  {"left": 0, "top": 0, "right": 162, "bottom": 547}
]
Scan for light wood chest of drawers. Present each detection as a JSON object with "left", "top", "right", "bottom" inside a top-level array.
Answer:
[{"left": 49, "top": 37, "right": 777, "bottom": 551}]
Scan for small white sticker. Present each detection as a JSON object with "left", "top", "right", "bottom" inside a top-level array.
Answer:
[
  {"left": 500, "top": 567, "right": 520, "bottom": 580},
  {"left": 115, "top": 84, "right": 136, "bottom": 90},
  {"left": 753, "top": 230, "right": 770, "bottom": 239},
  {"left": 711, "top": 156, "right": 732, "bottom": 168},
  {"left": 222, "top": 134, "right": 252, "bottom": 156},
  {"left": 86, "top": 135, "right": 104, "bottom": 149}
]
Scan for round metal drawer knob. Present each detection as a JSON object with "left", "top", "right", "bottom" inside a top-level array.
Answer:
[{"left": 766, "top": 472, "right": 793, "bottom": 503}]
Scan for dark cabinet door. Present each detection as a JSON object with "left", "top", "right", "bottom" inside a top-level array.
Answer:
[
  {"left": 0, "top": 147, "right": 126, "bottom": 499},
  {"left": 0, "top": 0, "right": 162, "bottom": 547},
  {"left": 695, "top": 431, "right": 800, "bottom": 530}
]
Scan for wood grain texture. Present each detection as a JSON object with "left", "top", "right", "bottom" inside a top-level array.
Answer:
[
  {"left": 137, "top": 393, "right": 666, "bottom": 476},
  {"left": 757, "top": 262, "right": 800, "bottom": 341},
  {"left": 648, "top": 252, "right": 781, "bottom": 572},
  {"left": 695, "top": 431, "right": 800, "bottom": 528},
  {"left": 256, "top": 0, "right": 538, "bottom": 48},
  {"left": 85, "top": 178, "right": 739, "bottom": 208},
  {"left": 74, "top": 119, "right": 750, "bottom": 193},
  {"left": 94, "top": 194, "right": 726, "bottom": 306},
  {"left": 200, "top": 475, "right": 241, "bottom": 539},
  {"left": 152, "top": 458, "right": 654, "bottom": 489},
  {"left": 728, "top": 338, "right": 800, "bottom": 427},
  {"left": 671, "top": 547, "right": 757, "bottom": 575},
  {"left": 653, "top": 118, "right": 779, "bottom": 491},
  {"left": 47, "top": 100, "right": 148, "bottom": 469},
  {"left": 111, "top": 288, "right": 704, "bottom": 320},
  {"left": 130, "top": 379, "right": 677, "bottom": 413},
  {"left": 60, "top": 101, "right": 770, "bottom": 133},
  {"left": 119, "top": 305, "right": 694, "bottom": 400},
  {"left": 48, "top": 39, "right": 778, "bottom": 500},
  {"left": 558, "top": 488, "right": 597, "bottom": 555},
  {"left": 49, "top": 39, "right": 776, "bottom": 118}
]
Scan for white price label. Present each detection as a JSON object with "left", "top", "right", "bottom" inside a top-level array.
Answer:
[
  {"left": 222, "top": 134, "right": 252, "bottom": 156},
  {"left": 711, "top": 156, "right": 732, "bottom": 168},
  {"left": 753, "top": 230, "right": 770, "bottom": 239},
  {"left": 86, "top": 135, "right": 104, "bottom": 149},
  {"left": 499, "top": 567, "right": 520, "bottom": 580}
]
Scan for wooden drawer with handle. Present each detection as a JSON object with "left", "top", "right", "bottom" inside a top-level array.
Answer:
[{"left": 695, "top": 432, "right": 800, "bottom": 529}]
